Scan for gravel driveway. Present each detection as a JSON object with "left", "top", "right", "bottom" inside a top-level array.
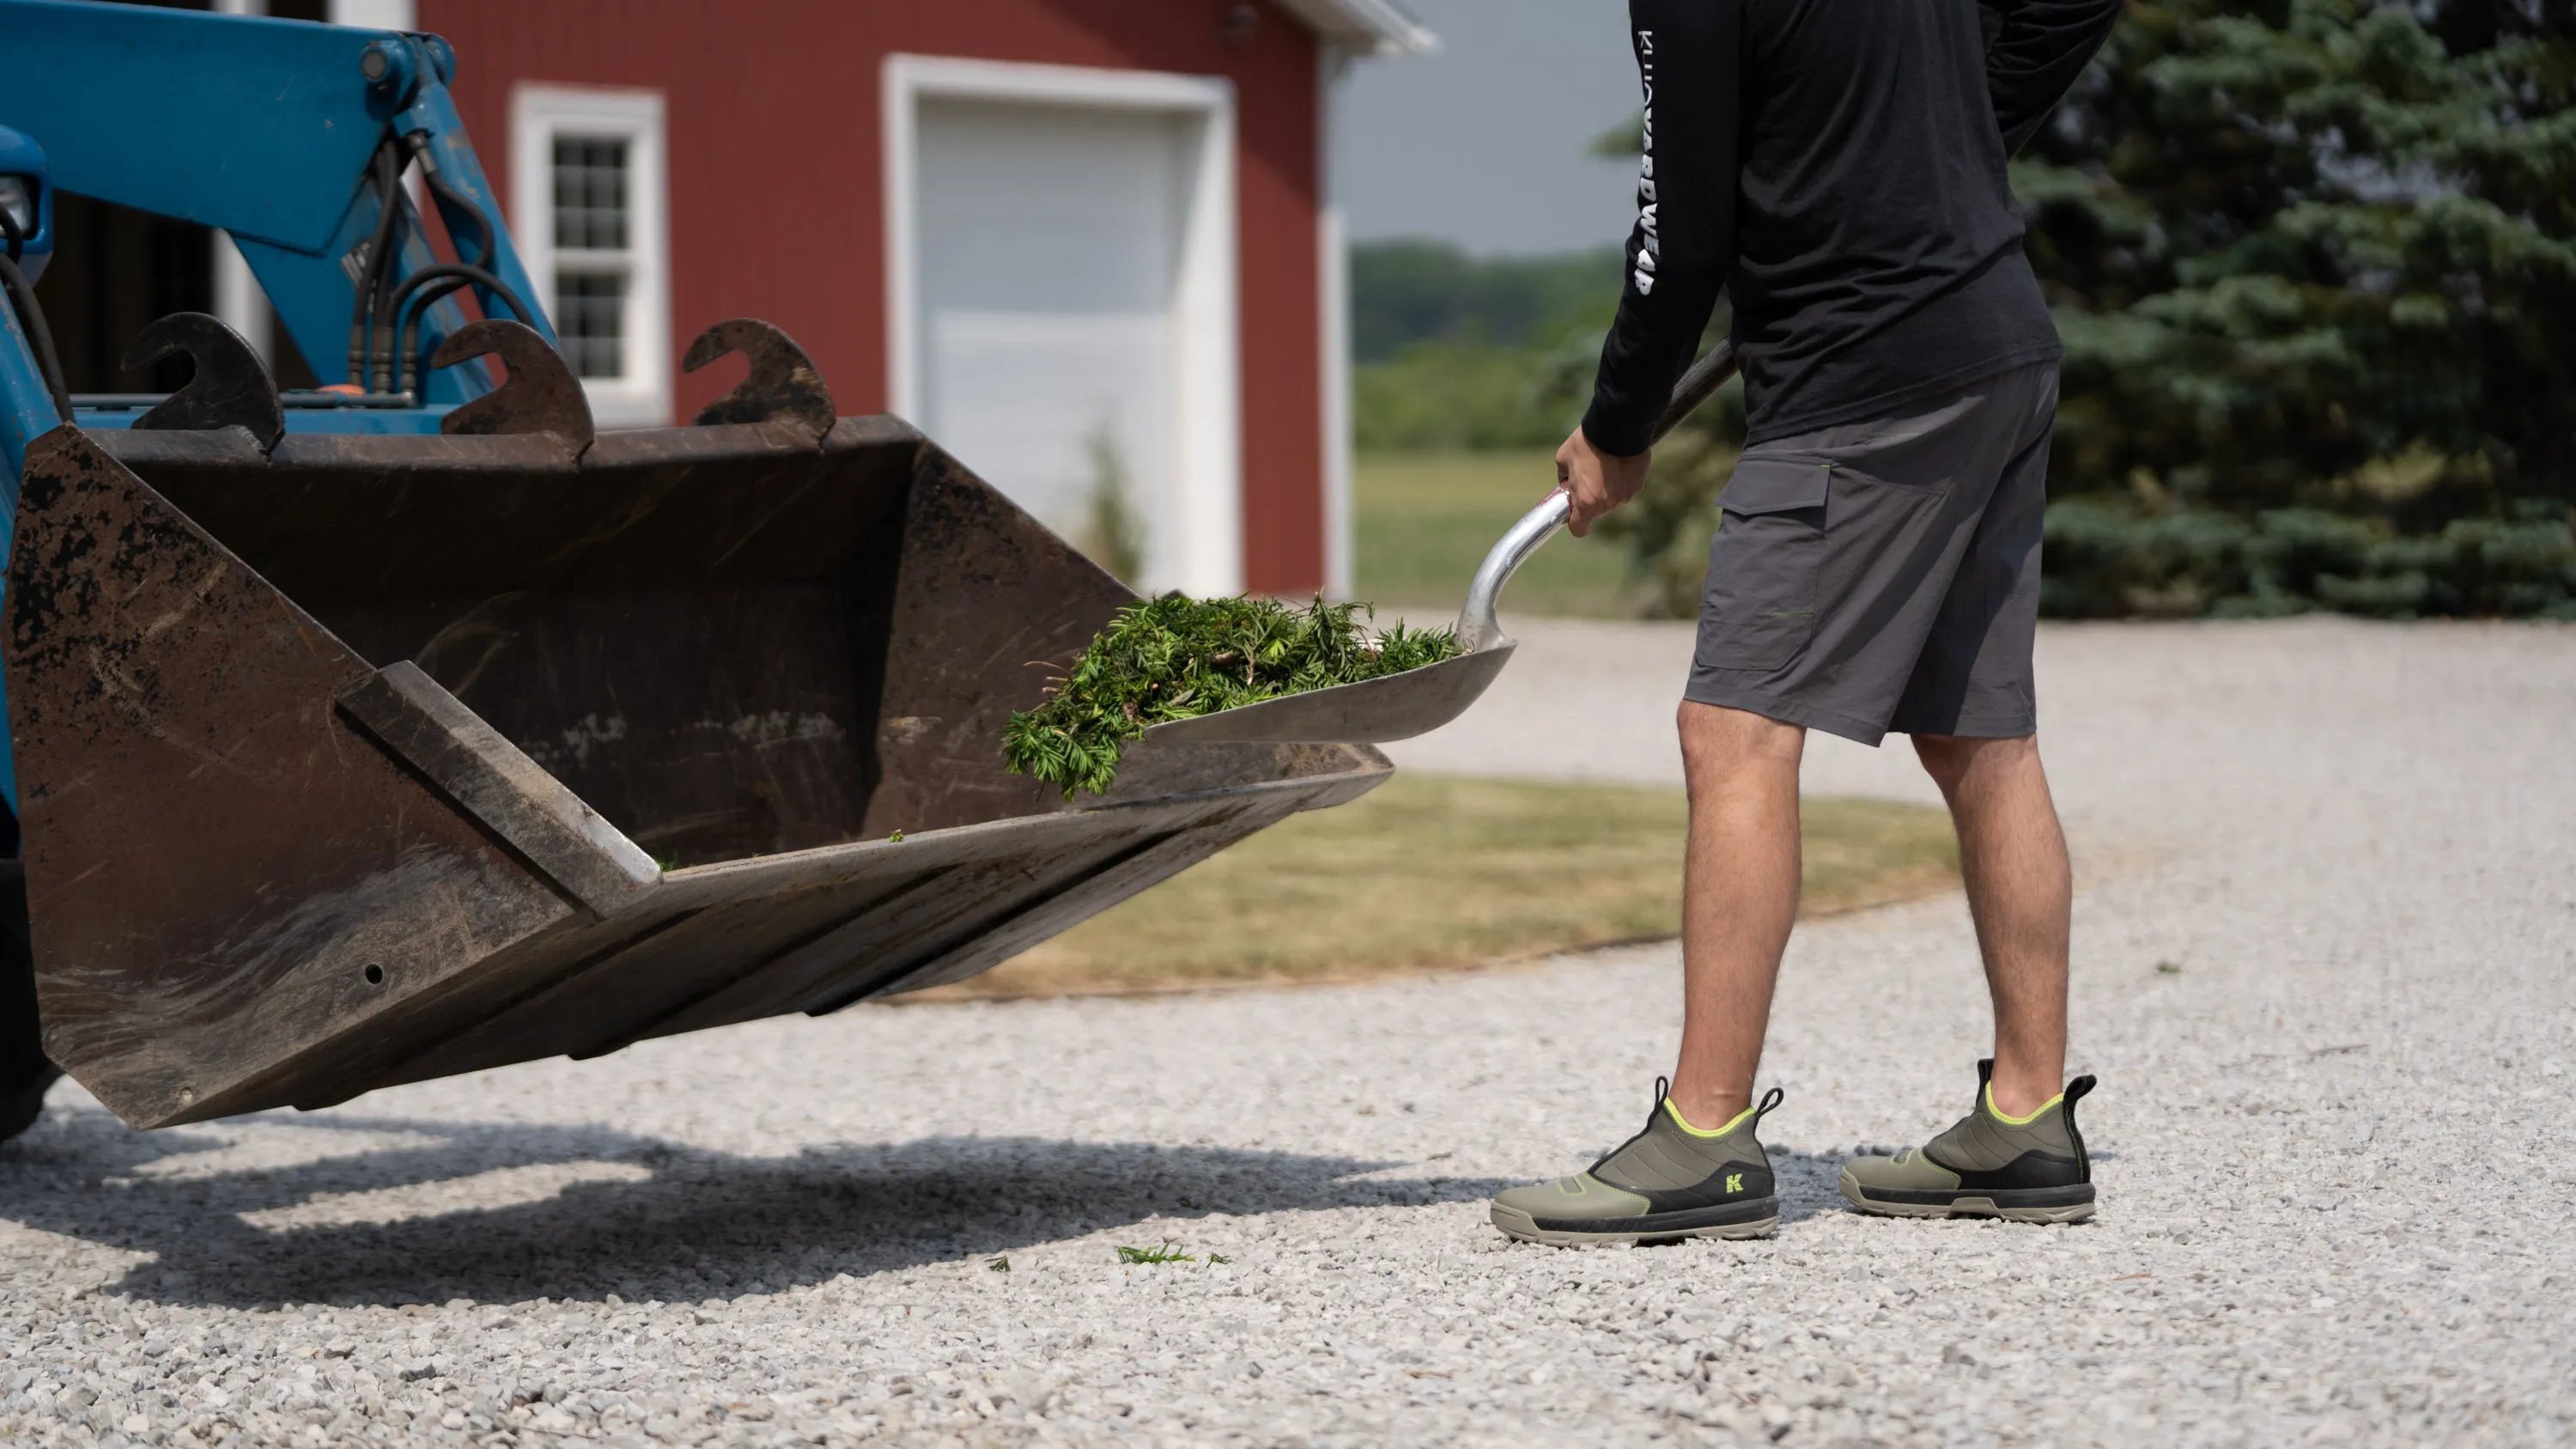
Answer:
[{"left": 4, "top": 618, "right": 2573, "bottom": 1447}]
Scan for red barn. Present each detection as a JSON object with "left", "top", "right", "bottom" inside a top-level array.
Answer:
[{"left": 294, "top": 0, "right": 1435, "bottom": 598}]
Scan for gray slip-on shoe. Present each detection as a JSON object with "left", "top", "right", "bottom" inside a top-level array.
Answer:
[
  {"left": 1840, "top": 1059, "right": 2098, "bottom": 1224},
  {"left": 1492, "top": 1080, "right": 1783, "bottom": 1246}
]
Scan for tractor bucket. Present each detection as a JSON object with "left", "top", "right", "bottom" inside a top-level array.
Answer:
[{"left": 4, "top": 318, "right": 1388, "bottom": 1129}]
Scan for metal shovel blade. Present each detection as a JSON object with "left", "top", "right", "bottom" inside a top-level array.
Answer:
[
  {"left": 1140, "top": 643, "right": 1518, "bottom": 746},
  {"left": 1137, "top": 490, "right": 1564, "bottom": 746},
  {"left": 1142, "top": 342, "right": 1741, "bottom": 746}
]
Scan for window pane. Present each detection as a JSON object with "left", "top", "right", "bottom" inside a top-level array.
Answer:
[
  {"left": 551, "top": 137, "right": 629, "bottom": 252},
  {"left": 556, "top": 270, "right": 625, "bottom": 380}
]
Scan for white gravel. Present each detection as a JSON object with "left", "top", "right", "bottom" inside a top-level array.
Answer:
[{"left": 5, "top": 617, "right": 2575, "bottom": 1448}]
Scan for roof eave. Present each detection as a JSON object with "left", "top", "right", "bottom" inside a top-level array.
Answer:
[{"left": 1273, "top": 0, "right": 1438, "bottom": 57}]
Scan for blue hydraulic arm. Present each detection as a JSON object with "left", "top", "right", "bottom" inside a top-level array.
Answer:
[
  {"left": 0, "top": 0, "right": 564, "bottom": 817},
  {"left": 0, "top": 121, "right": 58, "bottom": 490},
  {"left": 0, "top": 121, "right": 59, "bottom": 820},
  {"left": 0, "top": 0, "right": 554, "bottom": 417}
]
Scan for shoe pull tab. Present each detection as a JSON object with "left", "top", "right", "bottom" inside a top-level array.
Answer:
[
  {"left": 2060, "top": 1074, "right": 2099, "bottom": 1180},
  {"left": 1751, "top": 1086, "right": 1786, "bottom": 1131}
]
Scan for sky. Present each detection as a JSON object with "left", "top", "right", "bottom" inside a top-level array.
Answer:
[{"left": 1332, "top": 0, "right": 1643, "bottom": 259}]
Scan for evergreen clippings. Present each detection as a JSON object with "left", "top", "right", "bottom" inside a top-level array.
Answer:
[{"left": 1003, "top": 595, "right": 1458, "bottom": 799}]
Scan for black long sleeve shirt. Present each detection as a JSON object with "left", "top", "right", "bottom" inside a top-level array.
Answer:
[{"left": 1580, "top": 0, "right": 2124, "bottom": 455}]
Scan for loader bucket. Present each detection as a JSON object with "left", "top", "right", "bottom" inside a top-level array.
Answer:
[{"left": 3, "top": 319, "right": 1388, "bottom": 1129}]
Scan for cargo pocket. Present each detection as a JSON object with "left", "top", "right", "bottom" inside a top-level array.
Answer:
[{"left": 1701, "top": 457, "right": 1831, "bottom": 672}]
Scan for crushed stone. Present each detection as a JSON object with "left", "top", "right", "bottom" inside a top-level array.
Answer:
[{"left": 3, "top": 618, "right": 2572, "bottom": 1446}]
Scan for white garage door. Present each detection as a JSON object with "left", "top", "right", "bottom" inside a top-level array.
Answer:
[{"left": 912, "top": 97, "right": 1226, "bottom": 594}]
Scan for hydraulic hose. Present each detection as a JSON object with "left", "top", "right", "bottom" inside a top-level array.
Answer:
[
  {"left": 0, "top": 210, "right": 73, "bottom": 424},
  {"left": 389, "top": 133, "right": 528, "bottom": 395},
  {"left": 392, "top": 276, "right": 469, "bottom": 397},
  {"left": 347, "top": 140, "right": 406, "bottom": 390},
  {"left": 386, "top": 263, "right": 535, "bottom": 338},
  {"left": 386, "top": 263, "right": 539, "bottom": 396}
]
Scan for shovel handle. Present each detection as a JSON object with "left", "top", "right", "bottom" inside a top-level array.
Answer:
[
  {"left": 1652, "top": 339, "right": 1740, "bottom": 447},
  {"left": 1455, "top": 490, "right": 1572, "bottom": 653},
  {"left": 1454, "top": 342, "right": 1741, "bottom": 654}
]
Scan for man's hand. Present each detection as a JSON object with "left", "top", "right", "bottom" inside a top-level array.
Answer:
[{"left": 1558, "top": 427, "right": 1651, "bottom": 539}]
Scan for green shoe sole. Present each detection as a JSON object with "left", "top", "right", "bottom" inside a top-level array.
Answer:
[
  {"left": 1838, "top": 1166, "right": 2096, "bottom": 1224},
  {"left": 1491, "top": 1197, "right": 1780, "bottom": 1247}
]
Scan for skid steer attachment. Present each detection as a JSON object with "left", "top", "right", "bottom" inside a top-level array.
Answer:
[{"left": 3, "top": 319, "right": 1388, "bottom": 1130}]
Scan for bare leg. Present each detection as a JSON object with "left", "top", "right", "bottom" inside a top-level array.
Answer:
[
  {"left": 1911, "top": 733, "right": 2071, "bottom": 1117},
  {"left": 1668, "top": 702, "right": 1807, "bottom": 1129}
]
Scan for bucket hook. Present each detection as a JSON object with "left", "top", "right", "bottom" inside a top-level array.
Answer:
[
  {"left": 431, "top": 320, "right": 595, "bottom": 454},
  {"left": 123, "top": 313, "right": 284, "bottom": 453},
  {"left": 682, "top": 319, "right": 835, "bottom": 439}
]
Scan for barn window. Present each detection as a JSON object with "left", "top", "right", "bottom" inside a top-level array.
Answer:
[
  {"left": 509, "top": 85, "right": 671, "bottom": 427},
  {"left": 550, "top": 137, "right": 629, "bottom": 381}
]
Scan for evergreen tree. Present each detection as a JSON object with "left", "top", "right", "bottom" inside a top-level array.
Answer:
[{"left": 2020, "top": 0, "right": 2576, "bottom": 616}]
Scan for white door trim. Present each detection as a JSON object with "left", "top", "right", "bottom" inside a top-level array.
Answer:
[
  {"left": 884, "top": 53, "right": 1244, "bottom": 597},
  {"left": 1315, "top": 43, "right": 1356, "bottom": 600}
]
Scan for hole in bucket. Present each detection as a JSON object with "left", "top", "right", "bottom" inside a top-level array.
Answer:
[{"left": 363, "top": 964, "right": 386, "bottom": 986}]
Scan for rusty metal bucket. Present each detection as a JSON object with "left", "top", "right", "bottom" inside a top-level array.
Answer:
[{"left": 3, "top": 319, "right": 1388, "bottom": 1129}]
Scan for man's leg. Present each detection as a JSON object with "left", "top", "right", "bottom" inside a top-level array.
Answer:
[
  {"left": 1911, "top": 733, "right": 2069, "bottom": 1117},
  {"left": 1667, "top": 701, "right": 1807, "bottom": 1130},
  {"left": 1485, "top": 697, "right": 1801, "bottom": 1245}
]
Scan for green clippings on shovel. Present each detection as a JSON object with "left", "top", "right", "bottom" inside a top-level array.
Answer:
[{"left": 1004, "top": 594, "right": 1458, "bottom": 800}]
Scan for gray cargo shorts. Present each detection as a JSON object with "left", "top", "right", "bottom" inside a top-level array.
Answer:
[{"left": 1686, "top": 361, "right": 2058, "bottom": 746}]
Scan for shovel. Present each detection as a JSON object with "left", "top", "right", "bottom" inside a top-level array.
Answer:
[{"left": 1145, "top": 342, "right": 1739, "bottom": 745}]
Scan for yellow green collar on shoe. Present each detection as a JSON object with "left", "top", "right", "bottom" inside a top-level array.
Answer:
[
  {"left": 1663, "top": 1098, "right": 1759, "bottom": 1138},
  {"left": 1983, "top": 1082, "right": 2066, "bottom": 1126}
]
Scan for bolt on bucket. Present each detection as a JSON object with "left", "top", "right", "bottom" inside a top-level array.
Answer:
[{"left": 3, "top": 317, "right": 1388, "bottom": 1129}]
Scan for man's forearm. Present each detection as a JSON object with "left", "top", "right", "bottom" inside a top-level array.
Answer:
[
  {"left": 1579, "top": 0, "right": 1741, "bottom": 458},
  {"left": 1986, "top": 0, "right": 2126, "bottom": 157}
]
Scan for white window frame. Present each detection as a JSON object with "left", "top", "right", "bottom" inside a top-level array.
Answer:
[
  {"left": 883, "top": 54, "right": 1245, "bottom": 599},
  {"left": 510, "top": 84, "right": 672, "bottom": 429},
  {"left": 325, "top": 0, "right": 416, "bottom": 26}
]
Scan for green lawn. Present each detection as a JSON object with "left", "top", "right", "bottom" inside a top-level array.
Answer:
[
  {"left": 927, "top": 776, "right": 1960, "bottom": 1000},
  {"left": 1354, "top": 449, "right": 1643, "bottom": 620}
]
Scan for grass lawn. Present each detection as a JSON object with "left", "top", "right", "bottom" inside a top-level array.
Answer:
[
  {"left": 923, "top": 775, "right": 1960, "bottom": 1000},
  {"left": 1354, "top": 450, "right": 1642, "bottom": 620}
]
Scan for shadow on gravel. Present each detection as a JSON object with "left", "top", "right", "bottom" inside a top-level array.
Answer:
[
  {"left": 0, "top": 1103, "right": 1514, "bottom": 1311},
  {"left": 1771, "top": 1149, "right": 1850, "bottom": 1227}
]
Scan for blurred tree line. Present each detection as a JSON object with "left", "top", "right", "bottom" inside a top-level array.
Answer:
[
  {"left": 1348, "top": 242, "right": 1621, "bottom": 450},
  {"left": 1364, "top": 1, "right": 2576, "bottom": 619}
]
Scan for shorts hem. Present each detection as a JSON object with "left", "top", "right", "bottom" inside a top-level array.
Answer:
[
  {"left": 1680, "top": 677, "right": 1893, "bottom": 748},
  {"left": 1886, "top": 707, "right": 2038, "bottom": 740}
]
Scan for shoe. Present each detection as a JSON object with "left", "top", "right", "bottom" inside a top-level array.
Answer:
[
  {"left": 1, "top": 861, "right": 52, "bottom": 1144},
  {"left": 1839, "top": 1059, "right": 2097, "bottom": 1223},
  {"left": 1491, "top": 1080, "right": 1783, "bottom": 1246},
  {"left": 0, "top": 1062, "right": 58, "bottom": 1144}
]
